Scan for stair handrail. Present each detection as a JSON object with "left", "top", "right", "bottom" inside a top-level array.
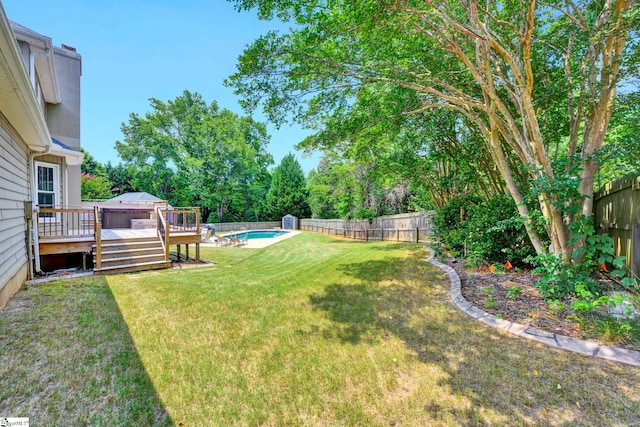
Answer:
[
  {"left": 157, "top": 206, "right": 170, "bottom": 262},
  {"left": 94, "top": 206, "right": 102, "bottom": 269}
]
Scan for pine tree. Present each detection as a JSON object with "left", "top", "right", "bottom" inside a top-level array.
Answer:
[{"left": 265, "top": 154, "right": 310, "bottom": 220}]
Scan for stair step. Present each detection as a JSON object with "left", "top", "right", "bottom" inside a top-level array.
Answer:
[
  {"left": 93, "top": 247, "right": 164, "bottom": 259},
  {"left": 93, "top": 260, "right": 171, "bottom": 275},
  {"left": 94, "top": 253, "right": 167, "bottom": 265},
  {"left": 92, "top": 235, "right": 169, "bottom": 274},
  {"left": 100, "top": 236, "right": 159, "bottom": 243},
  {"left": 93, "top": 241, "right": 163, "bottom": 251}
]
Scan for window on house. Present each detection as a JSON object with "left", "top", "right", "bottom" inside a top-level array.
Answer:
[{"left": 36, "top": 162, "right": 59, "bottom": 218}]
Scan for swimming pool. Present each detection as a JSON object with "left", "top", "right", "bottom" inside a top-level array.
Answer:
[{"left": 225, "top": 230, "right": 290, "bottom": 240}]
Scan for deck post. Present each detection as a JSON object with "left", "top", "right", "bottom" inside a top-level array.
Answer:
[
  {"left": 94, "top": 206, "right": 102, "bottom": 269},
  {"left": 165, "top": 211, "right": 170, "bottom": 262}
]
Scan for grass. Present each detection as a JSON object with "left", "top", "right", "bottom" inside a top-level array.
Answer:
[
  {"left": 582, "top": 314, "right": 640, "bottom": 347},
  {"left": 2, "top": 231, "right": 640, "bottom": 425},
  {"left": 0, "top": 277, "right": 168, "bottom": 425}
]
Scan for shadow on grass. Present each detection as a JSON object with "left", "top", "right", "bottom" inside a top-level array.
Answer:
[
  {"left": 0, "top": 276, "right": 172, "bottom": 426},
  {"left": 309, "top": 250, "right": 640, "bottom": 425}
]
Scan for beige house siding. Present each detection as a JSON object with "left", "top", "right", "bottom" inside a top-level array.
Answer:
[
  {"left": 35, "top": 153, "right": 65, "bottom": 205},
  {"left": 0, "top": 111, "right": 30, "bottom": 308},
  {"left": 48, "top": 46, "right": 82, "bottom": 206}
]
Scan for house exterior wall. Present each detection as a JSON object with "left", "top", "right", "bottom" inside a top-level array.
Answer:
[
  {"left": 47, "top": 46, "right": 81, "bottom": 206},
  {"left": 35, "top": 153, "right": 65, "bottom": 205},
  {"left": 0, "top": 111, "right": 30, "bottom": 308},
  {"left": 11, "top": 22, "right": 83, "bottom": 208},
  {"left": 16, "top": 40, "right": 46, "bottom": 112}
]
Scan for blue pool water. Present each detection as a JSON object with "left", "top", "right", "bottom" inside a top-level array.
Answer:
[{"left": 225, "top": 230, "right": 289, "bottom": 240}]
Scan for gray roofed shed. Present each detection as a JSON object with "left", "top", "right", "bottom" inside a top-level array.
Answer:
[{"left": 282, "top": 214, "right": 298, "bottom": 230}]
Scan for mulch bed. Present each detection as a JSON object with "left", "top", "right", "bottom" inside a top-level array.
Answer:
[{"left": 444, "top": 259, "right": 637, "bottom": 349}]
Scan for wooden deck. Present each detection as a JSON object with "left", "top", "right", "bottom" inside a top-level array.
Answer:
[
  {"left": 37, "top": 205, "right": 202, "bottom": 273},
  {"left": 39, "top": 228, "right": 202, "bottom": 253}
]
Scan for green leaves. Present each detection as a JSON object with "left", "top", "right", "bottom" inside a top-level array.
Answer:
[
  {"left": 229, "top": 0, "right": 639, "bottom": 264},
  {"left": 265, "top": 153, "right": 310, "bottom": 219},
  {"left": 116, "top": 90, "right": 273, "bottom": 221}
]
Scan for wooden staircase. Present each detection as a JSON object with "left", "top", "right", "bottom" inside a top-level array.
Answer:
[{"left": 93, "top": 236, "right": 171, "bottom": 275}]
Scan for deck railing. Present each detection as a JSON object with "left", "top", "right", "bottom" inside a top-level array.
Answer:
[
  {"left": 166, "top": 207, "right": 200, "bottom": 234},
  {"left": 157, "top": 206, "right": 170, "bottom": 262},
  {"left": 37, "top": 206, "right": 96, "bottom": 239},
  {"left": 156, "top": 206, "right": 200, "bottom": 261},
  {"left": 94, "top": 206, "right": 102, "bottom": 269}
]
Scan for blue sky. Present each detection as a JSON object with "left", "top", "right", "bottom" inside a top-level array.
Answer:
[{"left": 3, "top": 0, "right": 321, "bottom": 173}]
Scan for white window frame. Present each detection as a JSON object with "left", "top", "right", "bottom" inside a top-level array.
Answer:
[{"left": 35, "top": 161, "right": 60, "bottom": 220}]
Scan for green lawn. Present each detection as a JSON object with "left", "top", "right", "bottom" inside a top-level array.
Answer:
[{"left": 1, "top": 232, "right": 639, "bottom": 426}]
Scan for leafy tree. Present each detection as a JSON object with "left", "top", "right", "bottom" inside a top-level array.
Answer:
[
  {"left": 104, "top": 162, "right": 135, "bottom": 195},
  {"left": 228, "top": 0, "right": 639, "bottom": 262},
  {"left": 80, "top": 148, "right": 107, "bottom": 178},
  {"left": 116, "top": 90, "right": 273, "bottom": 222},
  {"left": 265, "top": 153, "right": 310, "bottom": 219},
  {"left": 596, "top": 92, "right": 640, "bottom": 188},
  {"left": 307, "top": 157, "right": 340, "bottom": 219},
  {"left": 81, "top": 172, "right": 114, "bottom": 200}
]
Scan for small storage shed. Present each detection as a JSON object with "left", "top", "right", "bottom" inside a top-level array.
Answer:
[{"left": 282, "top": 214, "right": 298, "bottom": 230}]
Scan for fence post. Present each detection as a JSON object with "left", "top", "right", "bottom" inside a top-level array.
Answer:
[
  {"left": 415, "top": 227, "right": 419, "bottom": 243},
  {"left": 365, "top": 229, "right": 369, "bottom": 242}
]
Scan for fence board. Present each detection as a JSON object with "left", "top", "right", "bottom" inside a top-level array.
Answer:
[
  {"left": 300, "top": 212, "right": 434, "bottom": 244},
  {"left": 594, "top": 175, "right": 640, "bottom": 277}
]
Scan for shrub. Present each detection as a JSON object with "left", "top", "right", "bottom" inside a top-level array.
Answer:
[
  {"left": 433, "top": 195, "right": 536, "bottom": 265},
  {"left": 528, "top": 216, "right": 636, "bottom": 309},
  {"left": 244, "top": 209, "right": 259, "bottom": 222}
]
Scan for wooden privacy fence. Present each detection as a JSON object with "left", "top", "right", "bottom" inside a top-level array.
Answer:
[
  {"left": 300, "top": 212, "right": 434, "bottom": 243},
  {"left": 594, "top": 175, "right": 640, "bottom": 277}
]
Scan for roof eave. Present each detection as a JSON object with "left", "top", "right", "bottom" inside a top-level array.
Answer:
[{"left": 0, "top": 5, "right": 51, "bottom": 151}]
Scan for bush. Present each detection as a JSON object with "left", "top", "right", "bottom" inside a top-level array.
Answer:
[
  {"left": 244, "top": 209, "right": 259, "bottom": 222},
  {"left": 206, "top": 213, "right": 220, "bottom": 224},
  {"left": 528, "top": 216, "right": 636, "bottom": 308},
  {"left": 433, "top": 195, "right": 535, "bottom": 265},
  {"left": 432, "top": 195, "right": 479, "bottom": 258}
]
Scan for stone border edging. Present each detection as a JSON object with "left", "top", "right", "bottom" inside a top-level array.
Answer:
[{"left": 426, "top": 251, "right": 640, "bottom": 367}]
